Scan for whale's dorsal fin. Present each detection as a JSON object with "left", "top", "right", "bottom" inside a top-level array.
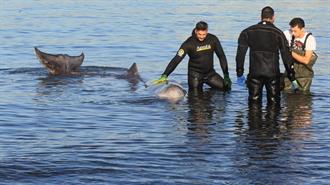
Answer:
[{"left": 127, "top": 63, "right": 139, "bottom": 76}]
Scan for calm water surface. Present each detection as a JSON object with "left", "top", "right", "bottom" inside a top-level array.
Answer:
[{"left": 0, "top": 1, "right": 330, "bottom": 184}]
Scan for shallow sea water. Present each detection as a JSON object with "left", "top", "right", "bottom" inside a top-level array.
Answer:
[{"left": 0, "top": 1, "right": 329, "bottom": 184}]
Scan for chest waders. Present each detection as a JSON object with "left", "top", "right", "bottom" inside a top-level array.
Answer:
[{"left": 284, "top": 33, "right": 318, "bottom": 92}]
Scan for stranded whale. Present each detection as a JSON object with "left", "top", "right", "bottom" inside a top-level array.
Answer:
[{"left": 34, "top": 47, "right": 186, "bottom": 101}]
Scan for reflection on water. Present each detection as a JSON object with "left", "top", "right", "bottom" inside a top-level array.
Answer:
[
  {"left": 169, "top": 89, "right": 226, "bottom": 143},
  {"left": 187, "top": 90, "right": 217, "bottom": 124},
  {"left": 186, "top": 90, "right": 216, "bottom": 142},
  {"left": 282, "top": 92, "right": 313, "bottom": 127},
  {"left": 281, "top": 92, "right": 314, "bottom": 142},
  {"left": 186, "top": 90, "right": 227, "bottom": 135},
  {"left": 38, "top": 75, "right": 84, "bottom": 88},
  {"left": 233, "top": 92, "right": 316, "bottom": 184},
  {"left": 0, "top": 0, "right": 329, "bottom": 184},
  {"left": 247, "top": 103, "right": 281, "bottom": 126}
]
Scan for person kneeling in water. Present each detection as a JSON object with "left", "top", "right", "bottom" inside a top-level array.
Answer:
[{"left": 153, "top": 21, "right": 231, "bottom": 92}]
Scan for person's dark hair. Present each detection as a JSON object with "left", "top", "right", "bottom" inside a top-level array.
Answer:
[
  {"left": 195, "top": 21, "right": 208, "bottom": 31},
  {"left": 261, "top": 6, "right": 274, "bottom": 19},
  {"left": 289, "top": 17, "right": 305, "bottom": 28}
]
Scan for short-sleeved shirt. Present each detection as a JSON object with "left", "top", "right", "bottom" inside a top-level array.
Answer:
[{"left": 284, "top": 30, "right": 316, "bottom": 51}]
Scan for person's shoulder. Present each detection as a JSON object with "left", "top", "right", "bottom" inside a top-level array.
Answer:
[
  {"left": 283, "top": 30, "right": 292, "bottom": 40},
  {"left": 306, "top": 32, "right": 316, "bottom": 40},
  {"left": 306, "top": 32, "right": 316, "bottom": 46},
  {"left": 265, "top": 24, "right": 286, "bottom": 39},
  {"left": 184, "top": 36, "right": 194, "bottom": 43},
  {"left": 208, "top": 33, "right": 216, "bottom": 37},
  {"left": 240, "top": 23, "right": 259, "bottom": 34},
  {"left": 283, "top": 30, "right": 290, "bottom": 36},
  {"left": 181, "top": 36, "right": 194, "bottom": 48},
  {"left": 248, "top": 23, "right": 261, "bottom": 29},
  {"left": 269, "top": 24, "right": 284, "bottom": 34},
  {"left": 207, "top": 33, "right": 219, "bottom": 40},
  {"left": 305, "top": 32, "right": 316, "bottom": 50}
]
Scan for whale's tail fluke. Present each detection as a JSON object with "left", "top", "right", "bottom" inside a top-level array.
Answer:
[{"left": 34, "top": 47, "right": 84, "bottom": 75}]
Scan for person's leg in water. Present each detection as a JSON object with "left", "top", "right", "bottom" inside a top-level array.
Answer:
[
  {"left": 265, "top": 77, "right": 281, "bottom": 106},
  {"left": 188, "top": 72, "right": 204, "bottom": 93},
  {"left": 205, "top": 72, "right": 226, "bottom": 91},
  {"left": 247, "top": 76, "right": 264, "bottom": 106}
]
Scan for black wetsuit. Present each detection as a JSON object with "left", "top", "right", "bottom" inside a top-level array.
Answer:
[
  {"left": 162, "top": 33, "right": 229, "bottom": 91},
  {"left": 236, "top": 21, "right": 295, "bottom": 105}
]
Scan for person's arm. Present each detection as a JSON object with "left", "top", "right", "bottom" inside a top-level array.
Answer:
[
  {"left": 162, "top": 42, "right": 188, "bottom": 76},
  {"left": 236, "top": 30, "right": 248, "bottom": 77},
  {"left": 292, "top": 50, "right": 313, "bottom": 65},
  {"left": 214, "top": 36, "right": 229, "bottom": 75},
  {"left": 292, "top": 34, "right": 316, "bottom": 65},
  {"left": 214, "top": 36, "right": 231, "bottom": 89},
  {"left": 278, "top": 32, "right": 296, "bottom": 81}
]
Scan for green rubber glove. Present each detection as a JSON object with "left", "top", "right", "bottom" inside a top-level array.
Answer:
[
  {"left": 152, "top": 74, "right": 168, "bottom": 85},
  {"left": 224, "top": 74, "right": 232, "bottom": 90}
]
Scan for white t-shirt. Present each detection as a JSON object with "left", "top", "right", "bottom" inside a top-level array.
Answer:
[{"left": 284, "top": 30, "right": 316, "bottom": 51}]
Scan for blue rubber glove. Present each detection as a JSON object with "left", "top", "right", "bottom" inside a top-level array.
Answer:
[
  {"left": 237, "top": 75, "right": 246, "bottom": 86},
  {"left": 152, "top": 74, "right": 168, "bottom": 85},
  {"left": 291, "top": 80, "right": 299, "bottom": 92}
]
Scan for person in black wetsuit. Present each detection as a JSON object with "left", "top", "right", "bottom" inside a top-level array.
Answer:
[
  {"left": 235, "top": 6, "right": 298, "bottom": 106},
  {"left": 153, "top": 21, "right": 231, "bottom": 92}
]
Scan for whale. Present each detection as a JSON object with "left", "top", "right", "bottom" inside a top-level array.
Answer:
[
  {"left": 155, "top": 82, "right": 187, "bottom": 102},
  {"left": 34, "top": 47, "right": 185, "bottom": 100},
  {"left": 34, "top": 47, "right": 84, "bottom": 75}
]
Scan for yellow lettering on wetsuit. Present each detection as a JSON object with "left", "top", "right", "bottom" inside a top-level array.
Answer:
[{"left": 196, "top": 45, "right": 211, "bottom": 52}]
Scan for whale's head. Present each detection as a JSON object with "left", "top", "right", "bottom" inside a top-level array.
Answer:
[{"left": 156, "top": 83, "right": 186, "bottom": 102}]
